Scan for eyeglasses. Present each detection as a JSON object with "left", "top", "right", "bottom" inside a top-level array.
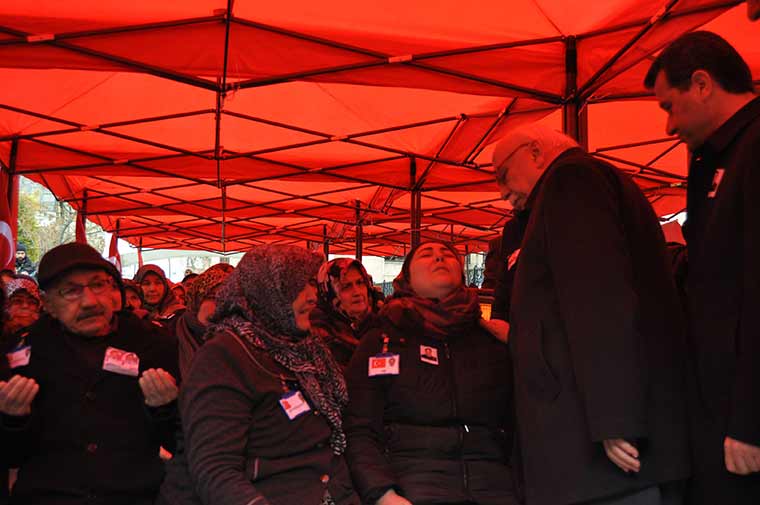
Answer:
[
  {"left": 56, "top": 277, "right": 115, "bottom": 301},
  {"left": 494, "top": 142, "right": 531, "bottom": 186}
]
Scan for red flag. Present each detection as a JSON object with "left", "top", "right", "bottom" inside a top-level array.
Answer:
[
  {"left": 75, "top": 210, "right": 87, "bottom": 244},
  {"left": 0, "top": 173, "right": 16, "bottom": 270},
  {"left": 108, "top": 232, "right": 121, "bottom": 273}
]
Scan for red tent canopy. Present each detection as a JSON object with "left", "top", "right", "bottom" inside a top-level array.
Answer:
[{"left": 0, "top": 0, "right": 756, "bottom": 255}]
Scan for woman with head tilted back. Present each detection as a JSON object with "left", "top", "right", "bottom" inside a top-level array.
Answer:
[
  {"left": 344, "top": 240, "right": 517, "bottom": 505},
  {"left": 158, "top": 244, "right": 359, "bottom": 505}
]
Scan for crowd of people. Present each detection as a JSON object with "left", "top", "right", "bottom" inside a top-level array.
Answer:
[{"left": 0, "top": 29, "right": 757, "bottom": 505}]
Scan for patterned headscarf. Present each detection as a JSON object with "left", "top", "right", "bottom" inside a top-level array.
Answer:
[
  {"left": 316, "top": 258, "right": 375, "bottom": 320},
  {"left": 184, "top": 263, "right": 233, "bottom": 314},
  {"left": 4, "top": 275, "right": 41, "bottom": 304},
  {"left": 382, "top": 240, "right": 480, "bottom": 340},
  {"left": 210, "top": 244, "right": 349, "bottom": 454},
  {"left": 134, "top": 264, "right": 185, "bottom": 318}
]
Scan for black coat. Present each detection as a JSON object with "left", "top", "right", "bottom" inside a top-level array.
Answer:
[
  {"left": 684, "top": 96, "right": 760, "bottom": 504},
  {"left": 509, "top": 149, "right": 690, "bottom": 505},
  {"left": 491, "top": 211, "right": 529, "bottom": 322},
  {"left": 310, "top": 307, "right": 378, "bottom": 369},
  {"left": 344, "top": 309, "right": 517, "bottom": 505},
  {"left": 158, "top": 329, "right": 358, "bottom": 505},
  {"left": 0, "top": 311, "right": 179, "bottom": 505}
]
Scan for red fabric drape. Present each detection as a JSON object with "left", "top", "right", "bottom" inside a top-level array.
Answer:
[
  {"left": 108, "top": 232, "right": 121, "bottom": 273},
  {"left": 0, "top": 171, "right": 15, "bottom": 270},
  {"left": 75, "top": 211, "right": 87, "bottom": 244}
]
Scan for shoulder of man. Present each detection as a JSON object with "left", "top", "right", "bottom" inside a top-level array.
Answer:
[{"left": 117, "top": 311, "right": 177, "bottom": 354}]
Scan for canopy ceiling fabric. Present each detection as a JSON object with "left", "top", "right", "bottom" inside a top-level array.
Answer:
[{"left": 0, "top": 0, "right": 755, "bottom": 255}]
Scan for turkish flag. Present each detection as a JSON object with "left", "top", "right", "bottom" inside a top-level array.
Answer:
[
  {"left": 0, "top": 173, "right": 16, "bottom": 270},
  {"left": 108, "top": 232, "right": 121, "bottom": 273},
  {"left": 75, "top": 210, "right": 87, "bottom": 244}
]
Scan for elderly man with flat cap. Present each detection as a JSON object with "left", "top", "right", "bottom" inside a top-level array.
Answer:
[
  {"left": 491, "top": 124, "right": 690, "bottom": 505},
  {"left": 0, "top": 242, "right": 179, "bottom": 505}
]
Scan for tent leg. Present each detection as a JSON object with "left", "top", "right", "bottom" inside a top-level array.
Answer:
[
  {"left": 562, "top": 36, "right": 589, "bottom": 149},
  {"left": 355, "top": 200, "right": 363, "bottom": 261},
  {"left": 8, "top": 140, "right": 19, "bottom": 246},
  {"left": 323, "top": 224, "right": 330, "bottom": 259},
  {"left": 409, "top": 157, "right": 421, "bottom": 249}
]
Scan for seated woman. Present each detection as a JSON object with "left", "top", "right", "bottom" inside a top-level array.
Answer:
[
  {"left": 134, "top": 264, "right": 185, "bottom": 323},
  {"left": 2, "top": 275, "right": 41, "bottom": 339},
  {"left": 344, "top": 240, "right": 517, "bottom": 505},
  {"left": 175, "top": 263, "right": 233, "bottom": 379},
  {"left": 158, "top": 244, "right": 359, "bottom": 505},
  {"left": 310, "top": 258, "right": 382, "bottom": 368}
]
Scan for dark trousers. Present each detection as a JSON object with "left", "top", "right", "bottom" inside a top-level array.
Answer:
[{"left": 577, "top": 481, "right": 684, "bottom": 505}]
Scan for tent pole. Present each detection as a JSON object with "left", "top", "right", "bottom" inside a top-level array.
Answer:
[
  {"left": 8, "top": 140, "right": 19, "bottom": 245},
  {"left": 323, "top": 224, "right": 329, "bottom": 259},
  {"left": 409, "top": 157, "right": 421, "bottom": 249},
  {"left": 355, "top": 200, "right": 363, "bottom": 262},
  {"left": 465, "top": 244, "right": 470, "bottom": 284},
  {"left": 81, "top": 189, "right": 88, "bottom": 238},
  {"left": 562, "top": 36, "right": 588, "bottom": 150},
  {"left": 221, "top": 185, "right": 227, "bottom": 254}
]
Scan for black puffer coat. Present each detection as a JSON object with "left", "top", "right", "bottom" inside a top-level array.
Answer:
[{"left": 344, "top": 309, "right": 517, "bottom": 505}]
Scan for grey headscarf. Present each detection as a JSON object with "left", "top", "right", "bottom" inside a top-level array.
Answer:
[{"left": 209, "top": 244, "right": 349, "bottom": 454}]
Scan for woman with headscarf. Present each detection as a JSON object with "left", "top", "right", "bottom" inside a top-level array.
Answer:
[
  {"left": 175, "top": 263, "right": 233, "bottom": 379},
  {"left": 344, "top": 240, "right": 517, "bottom": 505},
  {"left": 134, "top": 264, "right": 185, "bottom": 323},
  {"left": 309, "top": 258, "right": 382, "bottom": 368},
  {"left": 158, "top": 244, "right": 359, "bottom": 505},
  {"left": 2, "top": 275, "right": 41, "bottom": 339}
]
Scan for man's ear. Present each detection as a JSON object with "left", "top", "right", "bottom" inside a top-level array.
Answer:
[
  {"left": 40, "top": 291, "right": 56, "bottom": 317},
  {"left": 691, "top": 70, "right": 713, "bottom": 101}
]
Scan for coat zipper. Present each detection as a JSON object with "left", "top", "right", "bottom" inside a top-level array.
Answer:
[{"left": 443, "top": 341, "right": 470, "bottom": 498}]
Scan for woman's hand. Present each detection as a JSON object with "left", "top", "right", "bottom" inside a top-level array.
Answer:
[
  {"left": 479, "top": 318, "right": 510, "bottom": 344},
  {"left": 376, "top": 489, "right": 412, "bottom": 505}
]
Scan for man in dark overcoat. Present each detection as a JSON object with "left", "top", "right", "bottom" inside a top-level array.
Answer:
[
  {"left": 645, "top": 31, "right": 760, "bottom": 505},
  {"left": 492, "top": 123, "right": 690, "bottom": 505}
]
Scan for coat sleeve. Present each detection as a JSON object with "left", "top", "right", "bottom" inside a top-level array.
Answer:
[
  {"left": 141, "top": 319, "right": 181, "bottom": 453},
  {"left": 728, "top": 144, "right": 760, "bottom": 445},
  {"left": 0, "top": 352, "right": 41, "bottom": 468},
  {"left": 181, "top": 334, "right": 272, "bottom": 505},
  {"left": 541, "top": 162, "right": 648, "bottom": 443},
  {"left": 344, "top": 327, "right": 399, "bottom": 504}
]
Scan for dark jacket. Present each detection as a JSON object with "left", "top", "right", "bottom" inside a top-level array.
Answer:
[
  {"left": 684, "top": 96, "right": 760, "bottom": 504},
  {"left": 344, "top": 310, "right": 516, "bottom": 505},
  {"left": 509, "top": 148, "right": 690, "bottom": 505},
  {"left": 158, "top": 329, "right": 358, "bottom": 505},
  {"left": 14, "top": 257, "right": 34, "bottom": 277},
  {"left": 0, "top": 311, "right": 179, "bottom": 505},
  {"left": 310, "top": 308, "right": 378, "bottom": 369},
  {"left": 490, "top": 211, "right": 529, "bottom": 322}
]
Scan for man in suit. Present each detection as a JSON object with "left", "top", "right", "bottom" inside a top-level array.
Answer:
[
  {"left": 491, "top": 124, "right": 689, "bottom": 505},
  {"left": 645, "top": 31, "right": 760, "bottom": 505}
]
